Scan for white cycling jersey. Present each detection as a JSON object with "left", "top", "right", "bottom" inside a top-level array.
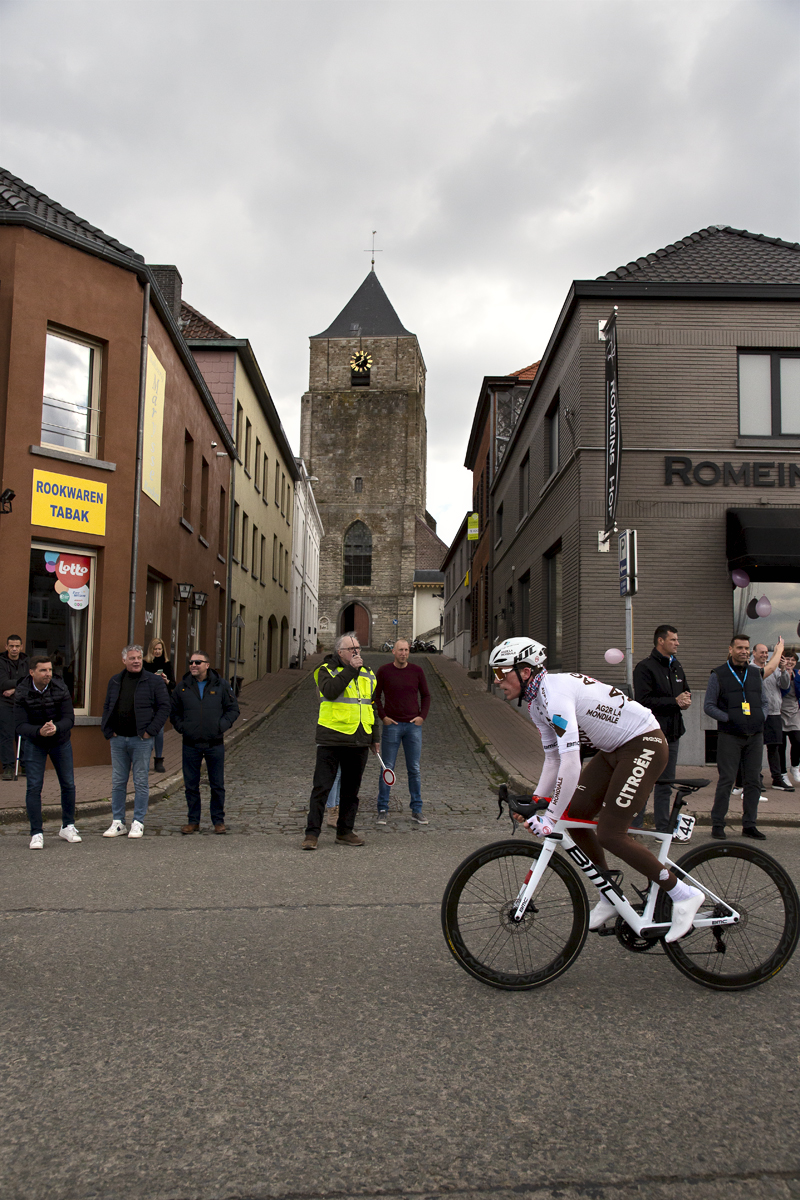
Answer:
[
  {"left": 529, "top": 672, "right": 660, "bottom": 755},
  {"left": 527, "top": 672, "right": 660, "bottom": 821}
]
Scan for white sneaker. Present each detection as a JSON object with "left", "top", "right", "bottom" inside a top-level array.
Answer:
[
  {"left": 588, "top": 895, "right": 618, "bottom": 930},
  {"left": 102, "top": 820, "right": 127, "bottom": 838},
  {"left": 665, "top": 887, "right": 705, "bottom": 943},
  {"left": 128, "top": 820, "right": 144, "bottom": 838},
  {"left": 58, "top": 824, "right": 82, "bottom": 843},
  {"left": 781, "top": 774, "right": 796, "bottom": 790},
  {"left": 29, "top": 833, "right": 44, "bottom": 850},
  {"left": 731, "top": 787, "right": 743, "bottom": 795},
  {"left": 790, "top": 766, "right": 800, "bottom": 783}
]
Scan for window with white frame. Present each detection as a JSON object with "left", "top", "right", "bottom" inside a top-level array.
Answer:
[
  {"left": 42, "top": 329, "right": 102, "bottom": 456},
  {"left": 739, "top": 351, "right": 800, "bottom": 436}
]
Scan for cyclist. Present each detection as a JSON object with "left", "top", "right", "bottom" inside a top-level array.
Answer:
[{"left": 489, "top": 637, "right": 703, "bottom": 943}]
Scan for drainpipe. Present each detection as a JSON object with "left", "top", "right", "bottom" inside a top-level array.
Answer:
[
  {"left": 224, "top": 357, "right": 237, "bottom": 683},
  {"left": 128, "top": 281, "right": 150, "bottom": 644}
]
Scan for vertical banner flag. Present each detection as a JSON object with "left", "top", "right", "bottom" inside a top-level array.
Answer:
[
  {"left": 142, "top": 347, "right": 166, "bottom": 505},
  {"left": 467, "top": 512, "right": 479, "bottom": 541},
  {"left": 604, "top": 309, "right": 621, "bottom": 535}
]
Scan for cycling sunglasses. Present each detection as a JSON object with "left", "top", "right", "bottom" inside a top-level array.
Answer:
[{"left": 492, "top": 667, "right": 514, "bottom": 682}]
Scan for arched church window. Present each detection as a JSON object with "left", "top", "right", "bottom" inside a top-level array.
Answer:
[{"left": 343, "top": 521, "right": 372, "bottom": 587}]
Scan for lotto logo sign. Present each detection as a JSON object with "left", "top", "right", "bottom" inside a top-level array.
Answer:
[{"left": 56, "top": 555, "right": 91, "bottom": 586}]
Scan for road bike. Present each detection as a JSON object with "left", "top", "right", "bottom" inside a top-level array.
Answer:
[{"left": 441, "top": 780, "right": 799, "bottom": 992}]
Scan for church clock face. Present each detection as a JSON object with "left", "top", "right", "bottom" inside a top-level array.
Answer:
[{"left": 350, "top": 351, "right": 372, "bottom": 373}]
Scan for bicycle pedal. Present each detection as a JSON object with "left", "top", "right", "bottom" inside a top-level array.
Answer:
[{"left": 595, "top": 924, "right": 617, "bottom": 937}]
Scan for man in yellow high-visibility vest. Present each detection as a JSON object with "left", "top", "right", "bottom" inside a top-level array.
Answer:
[{"left": 301, "top": 632, "right": 380, "bottom": 850}]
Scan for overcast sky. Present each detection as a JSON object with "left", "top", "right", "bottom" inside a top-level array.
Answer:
[{"left": 2, "top": 0, "right": 798, "bottom": 543}]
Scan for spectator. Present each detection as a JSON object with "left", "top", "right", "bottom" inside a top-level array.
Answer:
[
  {"left": 15, "top": 656, "right": 77, "bottom": 849},
  {"left": 704, "top": 633, "right": 782, "bottom": 840},
  {"left": 170, "top": 650, "right": 239, "bottom": 834},
  {"left": 0, "top": 634, "right": 28, "bottom": 780},
  {"left": 143, "top": 637, "right": 175, "bottom": 773},
  {"left": 301, "top": 632, "right": 379, "bottom": 850},
  {"left": 101, "top": 644, "right": 170, "bottom": 839},
  {"left": 632, "top": 624, "right": 691, "bottom": 831},
  {"left": 780, "top": 650, "right": 800, "bottom": 784},
  {"left": 757, "top": 643, "right": 794, "bottom": 791},
  {"left": 375, "top": 638, "right": 431, "bottom": 825}
]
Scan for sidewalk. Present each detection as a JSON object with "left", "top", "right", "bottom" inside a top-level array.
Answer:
[
  {"left": 0, "top": 655, "right": 323, "bottom": 825},
  {"left": 429, "top": 654, "right": 800, "bottom": 827}
]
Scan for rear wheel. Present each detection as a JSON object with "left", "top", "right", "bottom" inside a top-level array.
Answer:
[
  {"left": 441, "top": 839, "right": 589, "bottom": 990},
  {"left": 656, "top": 841, "right": 800, "bottom": 991}
]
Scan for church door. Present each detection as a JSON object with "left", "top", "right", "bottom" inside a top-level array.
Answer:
[{"left": 340, "top": 603, "right": 370, "bottom": 647}]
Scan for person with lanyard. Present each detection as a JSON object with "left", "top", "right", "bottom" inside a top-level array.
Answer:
[
  {"left": 703, "top": 632, "right": 781, "bottom": 840},
  {"left": 488, "top": 638, "right": 704, "bottom": 943}
]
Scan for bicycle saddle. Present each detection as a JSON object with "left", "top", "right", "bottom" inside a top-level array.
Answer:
[{"left": 659, "top": 778, "right": 710, "bottom": 793}]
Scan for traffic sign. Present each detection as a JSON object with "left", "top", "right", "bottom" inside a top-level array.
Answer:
[{"left": 618, "top": 529, "right": 637, "bottom": 597}]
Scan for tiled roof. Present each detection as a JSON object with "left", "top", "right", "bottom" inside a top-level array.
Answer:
[
  {"left": 598, "top": 226, "right": 800, "bottom": 284},
  {"left": 509, "top": 360, "right": 540, "bottom": 380},
  {"left": 181, "top": 300, "right": 234, "bottom": 340},
  {"left": 312, "top": 270, "right": 413, "bottom": 338},
  {"left": 0, "top": 167, "right": 144, "bottom": 261}
]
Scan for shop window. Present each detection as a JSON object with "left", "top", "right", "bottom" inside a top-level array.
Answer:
[
  {"left": 42, "top": 329, "right": 102, "bottom": 457},
  {"left": 734, "top": 580, "right": 800, "bottom": 648},
  {"left": 343, "top": 521, "right": 372, "bottom": 586},
  {"left": 199, "top": 458, "right": 209, "bottom": 539},
  {"left": 27, "top": 544, "right": 96, "bottom": 713},
  {"left": 545, "top": 542, "right": 563, "bottom": 669},
  {"left": 182, "top": 432, "right": 194, "bottom": 525},
  {"left": 739, "top": 351, "right": 800, "bottom": 436},
  {"left": 547, "top": 394, "right": 560, "bottom": 477}
]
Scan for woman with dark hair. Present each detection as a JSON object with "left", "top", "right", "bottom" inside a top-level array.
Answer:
[
  {"left": 143, "top": 637, "right": 175, "bottom": 772},
  {"left": 780, "top": 651, "right": 800, "bottom": 784}
]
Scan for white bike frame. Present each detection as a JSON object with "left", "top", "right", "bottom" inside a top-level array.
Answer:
[{"left": 511, "top": 819, "right": 742, "bottom": 936}]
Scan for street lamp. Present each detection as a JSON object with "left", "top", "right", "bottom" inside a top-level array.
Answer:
[
  {"left": 177, "top": 582, "right": 194, "bottom": 602},
  {"left": 192, "top": 591, "right": 207, "bottom": 609}
]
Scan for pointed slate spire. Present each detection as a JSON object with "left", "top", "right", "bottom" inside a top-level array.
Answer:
[{"left": 312, "top": 272, "right": 413, "bottom": 338}]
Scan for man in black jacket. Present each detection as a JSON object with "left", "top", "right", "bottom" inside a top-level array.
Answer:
[
  {"left": 632, "top": 624, "right": 692, "bottom": 831},
  {"left": 0, "top": 634, "right": 29, "bottom": 779},
  {"left": 101, "top": 645, "right": 170, "bottom": 839},
  {"left": 170, "top": 650, "right": 239, "bottom": 834},
  {"left": 15, "top": 656, "right": 77, "bottom": 849}
]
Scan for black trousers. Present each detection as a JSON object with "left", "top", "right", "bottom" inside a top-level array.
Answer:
[
  {"left": 305, "top": 745, "right": 369, "bottom": 837},
  {"left": 711, "top": 731, "right": 762, "bottom": 830},
  {"left": 779, "top": 731, "right": 800, "bottom": 773}
]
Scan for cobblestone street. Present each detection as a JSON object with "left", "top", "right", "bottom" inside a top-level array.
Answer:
[{"left": 34, "top": 655, "right": 504, "bottom": 840}]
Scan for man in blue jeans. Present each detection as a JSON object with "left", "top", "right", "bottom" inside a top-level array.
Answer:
[
  {"left": 15, "top": 656, "right": 77, "bottom": 849},
  {"left": 375, "top": 639, "right": 431, "bottom": 825},
  {"left": 101, "top": 645, "right": 170, "bottom": 839},
  {"left": 170, "top": 650, "right": 239, "bottom": 834}
]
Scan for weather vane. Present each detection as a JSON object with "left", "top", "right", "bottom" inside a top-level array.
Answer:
[{"left": 364, "top": 230, "right": 382, "bottom": 270}]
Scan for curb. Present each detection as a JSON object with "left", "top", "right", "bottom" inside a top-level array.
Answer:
[
  {"left": 0, "top": 669, "right": 312, "bottom": 827},
  {"left": 429, "top": 657, "right": 800, "bottom": 829}
]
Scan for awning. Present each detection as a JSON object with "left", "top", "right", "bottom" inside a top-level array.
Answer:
[{"left": 726, "top": 508, "right": 800, "bottom": 579}]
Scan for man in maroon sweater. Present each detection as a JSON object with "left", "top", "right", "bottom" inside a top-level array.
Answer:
[{"left": 375, "top": 639, "right": 431, "bottom": 824}]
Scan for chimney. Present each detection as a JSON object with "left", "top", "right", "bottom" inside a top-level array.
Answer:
[{"left": 149, "top": 265, "right": 183, "bottom": 324}]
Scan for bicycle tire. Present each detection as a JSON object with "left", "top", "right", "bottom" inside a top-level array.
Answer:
[
  {"left": 441, "top": 839, "right": 589, "bottom": 990},
  {"left": 655, "top": 841, "right": 800, "bottom": 992}
]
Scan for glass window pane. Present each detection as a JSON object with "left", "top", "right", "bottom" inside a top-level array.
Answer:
[
  {"left": 738, "top": 354, "right": 771, "bottom": 435},
  {"left": 27, "top": 547, "right": 93, "bottom": 709},
  {"left": 780, "top": 358, "right": 800, "bottom": 434},
  {"left": 42, "top": 334, "right": 93, "bottom": 453}
]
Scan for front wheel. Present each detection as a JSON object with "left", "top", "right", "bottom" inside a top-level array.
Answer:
[
  {"left": 441, "top": 839, "right": 589, "bottom": 990},
  {"left": 655, "top": 841, "right": 800, "bottom": 991}
]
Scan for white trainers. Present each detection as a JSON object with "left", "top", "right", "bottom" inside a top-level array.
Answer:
[
  {"left": 588, "top": 895, "right": 618, "bottom": 930},
  {"left": 102, "top": 820, "right": 127, "bottom": 838},
  {"left": 128, "top": 820, "right": 144, "bottom": 838},
  {"left": 731, "top": 787, "right": 743, "bottom": 795},
  {"left": 665, "top": 887, "right": 705, "bottom": 943},
  {"left": 791, "top": 766, "right": 800, "bottom": 783},
  {"left": 29, "top": 833, "right": 44, "bottom": 849},
  {"left": 58, "top": 824, "right": 82, "bottom": 843}
]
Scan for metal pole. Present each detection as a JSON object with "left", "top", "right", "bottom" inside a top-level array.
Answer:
[
  {"left": 128, "top": 281, "right": 150, "bottom": 643},
  {"left": 625, "top": 594, "right": 634, "bottom": 698},
  {"left": 298, "top": 479, "right": 308, "bottom": 669}
]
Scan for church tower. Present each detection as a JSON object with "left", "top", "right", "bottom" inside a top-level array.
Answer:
[{"left": 300, "top": 270, "right": 429, "bottom": 649}]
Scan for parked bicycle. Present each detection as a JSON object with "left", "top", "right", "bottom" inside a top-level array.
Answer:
[{"left": 442, "top": 779, "right": 799, "bottom": 992}]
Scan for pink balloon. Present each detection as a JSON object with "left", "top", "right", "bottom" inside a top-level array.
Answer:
[
  {"left": 604, "top": 648, "right": 625, "bottom": 665},
  {"left": 755, "top": 595, "right": 772, "bottom": 618},
  {"left": 731, "top": 569, "right": 750, "bottom": 588}
]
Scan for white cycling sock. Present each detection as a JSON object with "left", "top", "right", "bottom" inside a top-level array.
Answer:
[{"left": 667, "top": 879, "right": 695, "bottom": 902}]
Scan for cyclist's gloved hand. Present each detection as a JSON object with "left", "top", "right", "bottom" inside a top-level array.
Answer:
[{"left": 525, "top": 797, "right": 556, "bottom": 838}]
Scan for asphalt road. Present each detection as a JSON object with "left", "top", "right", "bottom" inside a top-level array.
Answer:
[{"left": 2, "top": 819, "right": 799, "bottom": 1200}]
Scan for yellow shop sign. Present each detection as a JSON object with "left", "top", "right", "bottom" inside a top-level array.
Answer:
[{"left": 31, "top": 470, "right": 107, "bottom": 535}]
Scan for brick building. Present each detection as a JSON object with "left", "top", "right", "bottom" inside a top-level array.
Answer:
[
  {"left": 300, "top": 269, "right": 443, "bottom": 648},
  {"left": 487, "top": 225, "right": 800, "bottom": 763}
]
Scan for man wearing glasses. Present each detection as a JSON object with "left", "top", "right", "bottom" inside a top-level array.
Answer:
[
  {"left": 302, "top": 632, "right": 380, "bottom": 850},
  {"left": 170, "top": 651, "right": 240, "bottom": 834}
]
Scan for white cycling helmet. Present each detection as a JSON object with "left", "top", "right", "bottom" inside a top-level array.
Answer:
[{"left": 489, "top": 637, "right": 547, "bottom": 672}]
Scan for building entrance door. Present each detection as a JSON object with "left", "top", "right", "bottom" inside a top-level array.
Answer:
[{"left": 340, "top": 603, "right": 370, "bottom": 647}]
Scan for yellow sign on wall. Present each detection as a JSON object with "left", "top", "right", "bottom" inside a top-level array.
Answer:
[
  {"left": 31, "top": 470, "right": 107, "bottom": 535},
  {"left": 467, "top": 512, "right": 479, "bottom": 541},
  {"left": 142, "top": 346, "right": 166, "bottom": 505}
]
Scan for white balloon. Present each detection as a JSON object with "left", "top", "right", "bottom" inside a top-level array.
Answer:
[
  {"left": 604, "top": 648, "right": 625, "bottom": 665},
  {"left": 755, "top": 595, "right": 772, "bottom": 618}
]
